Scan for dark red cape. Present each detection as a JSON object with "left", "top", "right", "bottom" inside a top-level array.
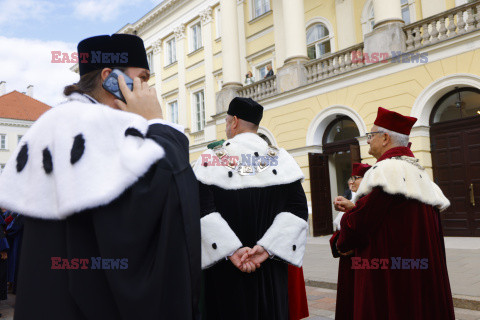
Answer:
[
  {"left": 288, "top": 266, "right": 309, "bottom": 320},
  {"left": 335, "top": 147, "right": 455, "bottom": 320}
]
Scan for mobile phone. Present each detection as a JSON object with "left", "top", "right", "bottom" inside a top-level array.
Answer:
[{"left": 102, "top": 69, "right": 134, "bottom": 103}]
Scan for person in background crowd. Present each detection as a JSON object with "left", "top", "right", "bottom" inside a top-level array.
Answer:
[
  {"left": 245, "top": 71, "right": 255, "bottom": 85},
  {"left": 5, "top": 211, "right": 23, "bottom": 294},
  {"left": 333, "top": 107, "right": 454, "bottom": 320},
  {"left": 264, "top": 64, "right": 274, "bottom": 78},
  {"left": 330, "top": 163, "right": 371, "bottom": 320},
  {"left": 0, "top": 209, "right": 9, "bottom": 318}
]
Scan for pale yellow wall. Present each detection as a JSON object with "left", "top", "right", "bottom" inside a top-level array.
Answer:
[
  {"left": 246, "top": 32, "right": 275, "bottom": 57},
  {"left": 186, "top": 65, "right": 206, "bottom": 84},
  {"left": 161, "top": 75, "right": 179, "bottom": 95},
  {"left": 245, "top": 12, "right": 274, "bottom": 38}
]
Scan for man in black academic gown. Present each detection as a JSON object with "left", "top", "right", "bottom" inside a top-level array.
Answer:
[
  {"left": 0, "top": 34, "right": 200, "bottom": 320},
  {"left": 194, "top": 97, "right": 308, "bottom": 320}
]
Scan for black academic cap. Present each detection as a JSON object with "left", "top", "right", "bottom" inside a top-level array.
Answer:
[
  {"left": 77, "top": 34, "right": 149, "bottom": 76},
  {"left": 227, "top": 97, "right": 264, "bottom": 125}
]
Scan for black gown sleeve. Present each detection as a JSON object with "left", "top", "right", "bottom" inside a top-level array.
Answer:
[{"left": 257, "top": 180, "right": 309, "bottom": 267}]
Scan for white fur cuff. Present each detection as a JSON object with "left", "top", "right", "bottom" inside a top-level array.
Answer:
[
  {"left": 201, "top": 212, "right": 242, "bottom": 269},
  {"left": 257, "top": 212, "right": 308, "bottom": 267}
]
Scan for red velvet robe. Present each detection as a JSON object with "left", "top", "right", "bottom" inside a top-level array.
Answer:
[{"left": 336, "top": 147, "right": 455, "bottom": 320}]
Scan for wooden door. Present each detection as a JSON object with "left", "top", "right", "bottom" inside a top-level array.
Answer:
[
  {"left": 308, "top": 153, "right": 333, "bottom": 236},
  {"left": 431, "top": 116, "right": 480, "bottom": 236}
]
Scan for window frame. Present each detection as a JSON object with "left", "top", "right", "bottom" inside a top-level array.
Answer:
[
  {"left": 147, "top": 50, "right": 154, "bottom": 74},
  {"left": 306, "top": 23, "right": 332, "bottom": 60},
  {"left": 215, "top": 6, "right": 222, "bottom": 39},
  {"left": 168, "top": 100, "right": 179, "bottom": 124},
  {"left": 0, "top": 134, "right": 6, "bottom": 150},
  {"left": 192, "top": 89, "right": 205, "bottom": 132},
  {"left": 251, "top": 0, "right": 271, "bottom": 19},
  {"left": 164, "top": 36, "right": 177, "bottom": 67},
  {"left": 190, "top": 22, "right": 203, "bottom": 53}
]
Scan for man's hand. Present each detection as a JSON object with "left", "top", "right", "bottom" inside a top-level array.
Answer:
[
  {"left": 0, "top": 252, "right": 7, "bottom": 260},
  {"left": 334, "top": 196, "right": 355, "bottom": 212},
  {"left": 114, "top": 75, "right": 163, "bottom": 120},
  {"left": 241, "top": 245, "right": 269, "bottom": 267},
  {"left": 229, "top": 247, "right": 259, "bottom": 273}
]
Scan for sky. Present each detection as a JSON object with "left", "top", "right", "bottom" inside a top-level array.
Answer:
[{"left": 0, "top": 0, "right": 164, "bottom": 106}]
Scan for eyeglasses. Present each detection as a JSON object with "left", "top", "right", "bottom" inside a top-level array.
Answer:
[{"left": 366, "top": 131, "right": 383, "bottom": 140}]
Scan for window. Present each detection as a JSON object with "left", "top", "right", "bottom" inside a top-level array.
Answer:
[
  {"left": 169, "top": 101, "right": 179, "bottom": 124},
  {"left": 147, "top": 51, "right": 154, "bottom": 73},
  {"left": 215, "top": 7, "right": 222, "bottom": 39},
  {"left": 307, "top": 24, "right": 331, "bottom": 59},
  {"left": 17, "top": 135, "right": 23, "bottom": 144},
  {"left": 190, "top": 23, "right": 202, "bottom": 52},
  {"left": 430, "top": 88, "right": 480, "bottom": 124},
  {"left": 0, "top": 134, "right": 6, "bottom": 150},
  {"left": 193, "top": 91, "right": 205, "bottom": 131},
  {"left": 166, "top": 38, "right": 176, "bottom": 66},
  {"left": 401, "top": 0, "right": 411, "bottom": 24},
  {"left": 253, "top": 0, "right": 270, "bottom": 18}
]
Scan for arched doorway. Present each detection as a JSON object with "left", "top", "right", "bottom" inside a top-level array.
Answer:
[
  {"left": 430, "top": 87, "right": 480, "bottom": 236},
  {"left": 309, "top": 115, "right": 361, "bottom": 236}
]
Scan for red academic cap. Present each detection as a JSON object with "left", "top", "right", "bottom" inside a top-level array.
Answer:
[
  {"left": 352, "top": 163, "right": 372, "bottom": 177},
  {"left": 374, "top": 107, "right": 417, "bottom": 135}
]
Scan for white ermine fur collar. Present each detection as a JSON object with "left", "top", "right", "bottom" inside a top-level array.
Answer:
[
  {"left": 194, "top": 132, "right": 304, "bottom": 189},
  {"left": 0, "top": 100, "right": 165, "bottom": 220},
  {"left": 353, "top": 156, "right": 450, "bottom": 211}
]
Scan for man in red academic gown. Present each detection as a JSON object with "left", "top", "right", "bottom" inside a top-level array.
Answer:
[
  {"left": 330, "top": 163, "right": 371, "bottom": 320},
  {"left": 333, "top": 107, "right": 454, "bottom": 320}
]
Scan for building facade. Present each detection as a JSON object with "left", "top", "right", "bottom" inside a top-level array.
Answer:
[
  {"left": 120, "top": 0, "right": 480, "bottom": 237},
  {"left": 0, "top": 88, "right": 51, "bottom": 173}
]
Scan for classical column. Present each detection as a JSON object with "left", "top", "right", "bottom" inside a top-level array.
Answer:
[
  {"left": 363, "top": 0, "right": 406, "bottom": 62},
  {"left": 220, "top": 0, "right": 242, "bottom": 87},
  {"left": 200, "top": 6, "right": 217, "bottom": 141},
  {"left": 237, "top": 0, "right": 248, "bottom": 78},
  {"left": 216, "top": 0, "right": 242, "bottom": 114},
  {"left": 174, "top": 24, "right": 188, "bottom": 128},
  {"left": 276, "top": 0, "right": 308, "bottom": 93},
  {"left": 373, "top": 0, "right": 402, "bottom": 28},
  {"left": 335, "top": 0, "right": 356, "bottom": 50},
  {"left": 272, "top": 0, "right": 286, "bottom": 69}
]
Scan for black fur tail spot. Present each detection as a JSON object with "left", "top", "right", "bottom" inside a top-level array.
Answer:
[
  {"left": 125, "top": 128, "right": 144, "bottom": 139},
  {"left": 42, "top": 147, "right": 53, "bottom": 174},
  {"left": 16, "top": 144, "right": 28, "bottom": 173},
  {"left": 71, "top": 134, "right": 85, "bottom": 165}
]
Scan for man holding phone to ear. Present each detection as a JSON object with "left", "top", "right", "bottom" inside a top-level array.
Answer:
[{"left": 0, "top": 34, "right": 201, "bottom": 319}]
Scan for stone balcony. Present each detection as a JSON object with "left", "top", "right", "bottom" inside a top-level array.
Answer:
[{"left": 236, "top": 0, "right": 480, "bottom": 102}]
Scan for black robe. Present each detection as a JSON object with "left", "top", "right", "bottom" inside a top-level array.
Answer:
[
  {"left": 0, "top": 95, "right": 201, "bottom": 320},
  {"left": 194, "top": 132, "right": 308, "bottom": 320}
]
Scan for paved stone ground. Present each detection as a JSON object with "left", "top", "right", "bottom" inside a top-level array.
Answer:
[
  {"left": 304, "top": 286, "right": 480, "bottom": 320},
  {"left": 303, "top": 236, "right": 480, "bottom": 297}
]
